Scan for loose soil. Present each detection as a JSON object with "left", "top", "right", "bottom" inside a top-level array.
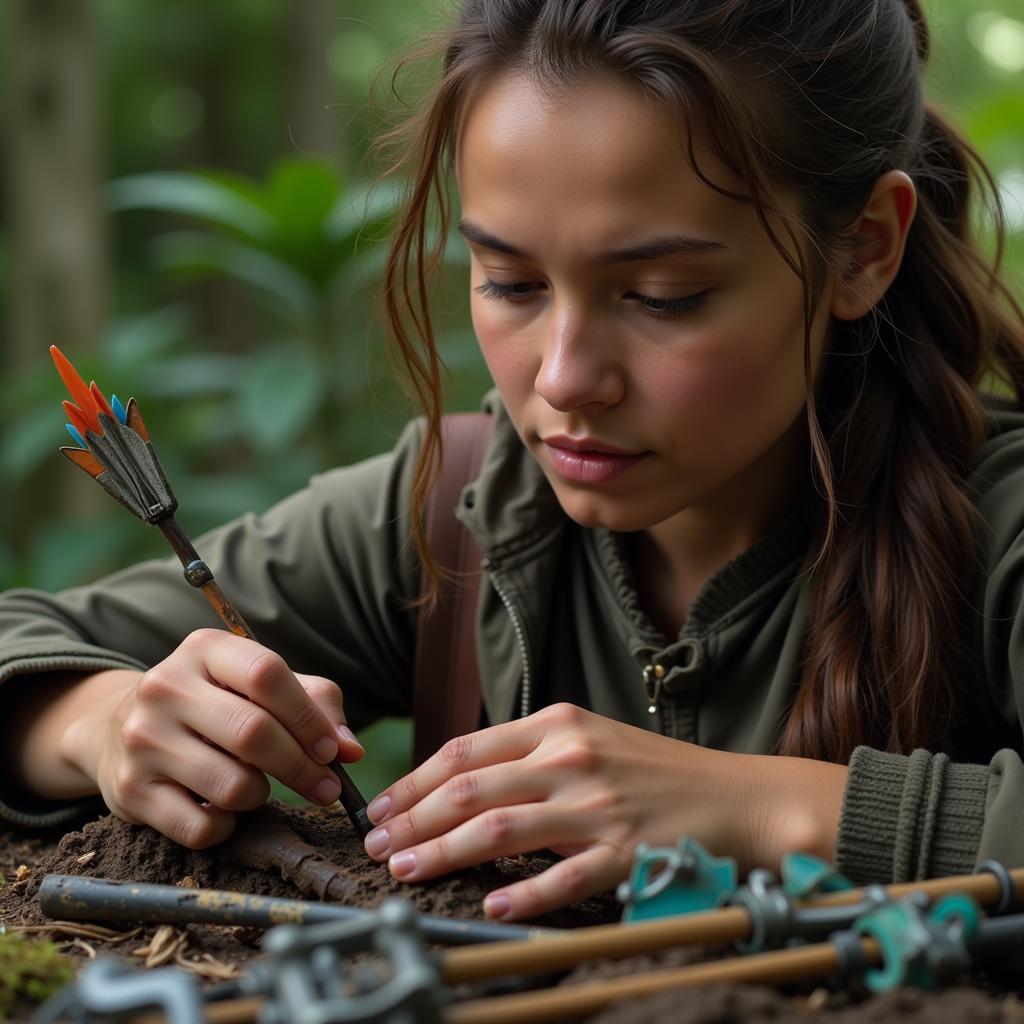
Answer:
[{"left": 1, "top": 804, "right": 1023, "bottom": 1023}]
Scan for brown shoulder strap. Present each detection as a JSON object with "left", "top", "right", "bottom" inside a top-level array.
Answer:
[{"left": 412, "top": 412, "right": 493, "bottom": 767}]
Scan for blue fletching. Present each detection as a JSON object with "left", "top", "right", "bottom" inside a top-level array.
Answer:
[
  {"left": 111, "top": 394, "right": 128, "bottom": 424},
  {"left": 66, "top": 423, "right": 88, "bottom": 449}
]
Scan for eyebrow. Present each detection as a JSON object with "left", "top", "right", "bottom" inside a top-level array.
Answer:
[{"left": 457, "top": 219, "right": 730, "bottom": 264}]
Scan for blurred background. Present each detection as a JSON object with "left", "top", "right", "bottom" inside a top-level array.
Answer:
[{"left": 1, "top": 0, "right": 1022, "bottom": 796}]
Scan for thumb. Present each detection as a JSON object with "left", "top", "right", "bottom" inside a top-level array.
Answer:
[{"left": 295, "top": 673, "right": 364, "bottom": 762}]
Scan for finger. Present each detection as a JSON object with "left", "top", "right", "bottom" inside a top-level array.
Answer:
[
  {"left": 120, "top": 780, "right": 238, "bottom": 850},
  {"left": 364, "top": 762, "right": 545, "bottom": 862},
  {"left": 190, "top": 631, "right": 342, "bottom": 766},
  {"left": 384, "top": 802, "right": 582, "bottom": 884},
  {"left": 482, "top": 844, "right": 629, "bottom": 922},
  {"left": 369, "top": 721, "right": 539, "bottom": 825},
  {"left": 295, "top": 673, "right": 363, "bottom": 761},
  {"left": 175, "top": 687, "right": 341, "bottom": 808},
  {"left": 163, "top": 733, "right": 270, "bottom": 812}
]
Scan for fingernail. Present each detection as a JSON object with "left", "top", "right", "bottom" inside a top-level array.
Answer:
[
  {"left": 337, "top": 724, "right": 363, "bottom": 749},
  {"left": 389, "top": 851, "right": 416, "bottom": 878},
  {"left": 313, "top": 776, "right": 341, "bottom": 805},
  {"left": 367, "top": 795, "right": 391, "bottom": 823},
  {"left": 364, "top": 828, "right": 390, "bottom": 858},
  {"left": 484, "top": 894, "right": 511, "bottom": 919},
  {"left": 313, "top": 736, "right": 338, "bottom": 763}
]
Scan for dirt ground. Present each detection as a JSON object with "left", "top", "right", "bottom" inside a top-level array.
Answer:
[{"left": 2, "top": 803, "right": 1023, "bottom": 1023}]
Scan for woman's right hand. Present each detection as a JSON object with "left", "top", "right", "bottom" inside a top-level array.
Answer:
[{"left": 56, "top": 629, "right": 362, "bottom": 847}]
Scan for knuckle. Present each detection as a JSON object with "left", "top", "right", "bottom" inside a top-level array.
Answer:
[
  {"left": 290, "top": 700, "right": 322, "bottom": 737},
  {"left": 439, "top": 734, "right": 473, "bottom": 770},
  {"left": 170, "top": 813, "right": 217, "bottom": 850},
  {"left": 554, "top": 739, "right": 600, "bottom": 773},
  {"left": 245, "top": 650, "right": 286, "bottom": 698},
  {"left": 136, "top": 666, "right": 177, "bottom": 704},
  {"left": 182, "top": 628, "right": 219, "bottom": 652},
  {"left": 395, "top": 774, "right": 421, "bottom": 807},
  {"left": 119, "top": 713, "right": 158, "bottom": 754},
  {"left": 447, "top": 773, "right": 477, "bottom": 809},
  {"left": 304, "top": 676, "right": 341, "bottom": 706},
  {"left": 556, "top": 858, "right": 590, "bottom": 899},
  {"left": 111, "top": 764, "right": 144, "bottom": 803},
  {"left": 211, "top": 766, "right": 254, "bottom": 810},
  {"left": 283, "top": 749, "right": 311, "bottom": 791},
  {"left": 481, "top": 809, "right": 514, "bottom": 845},
  {"left": 540, "top": 702, "right": 583, "bottom": 727},
  {"left": 227, "top": 704, "right": 272, "bottom": 758}
]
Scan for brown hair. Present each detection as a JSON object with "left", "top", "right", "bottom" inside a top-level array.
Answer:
[{"left": 373, "top": 0, "right": 1024, "bottom": 762}]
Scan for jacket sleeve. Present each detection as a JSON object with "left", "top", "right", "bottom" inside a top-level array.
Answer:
[
  {"left": 835, "top": 420, "right": 1024, "bottom": 884},
  {"left": 0, "top": 419, "right": 425, "bottom": 829}
]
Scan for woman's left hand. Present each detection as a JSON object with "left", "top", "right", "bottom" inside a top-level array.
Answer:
[{"left": 362, "top": 703, "right": 848, "bottom": 920}]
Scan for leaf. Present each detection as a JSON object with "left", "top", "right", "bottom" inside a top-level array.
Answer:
[
  {"left": 237, "top": 344, "right": 325, "bottom": 451},
  {"left": 107, "top": 172, "right": 275, "bottom": 242},
  {"left": 0, "top": 406, "right": 63, "bottom": 483},
  {"left": 100, "top": 305, "right": 194, "bottom": 368},
  {"left": 134, "top": 353, "right": 247, "bottom": 399},
  {"left": 327, "top": 178, "right": 406, "bottom": 243},
  {"left": 265, "top": 158, "right": 341, "bottom": 241},
  {"left": 151, "top": 231, "right": 318, "bottom": 321}
]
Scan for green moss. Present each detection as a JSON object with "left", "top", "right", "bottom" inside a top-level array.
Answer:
[{"left": 0, "top": 932, "right": 76, "bottom": 1020}]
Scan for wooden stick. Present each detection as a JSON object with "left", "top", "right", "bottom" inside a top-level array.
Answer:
[
  {"left": 445, "top": 936, "right": 882, "bottom": 1024},
  {"left": 440, "top": 866, "right": 1023, "bottom": 984}
]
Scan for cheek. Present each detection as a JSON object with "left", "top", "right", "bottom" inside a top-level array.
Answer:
[
  {"left": 472, "top": 301, "right": 536, "bottom": 398},
  {"left": 644, "top": 300, "right": 809, "bottom": 448}
]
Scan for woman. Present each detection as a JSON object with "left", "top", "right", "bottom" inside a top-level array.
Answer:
[{"left": 2, "top": 0, "right": 1023, "bottom": 922}]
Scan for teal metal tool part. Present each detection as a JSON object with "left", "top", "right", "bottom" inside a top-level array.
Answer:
[
  {"left": 852, "top": 892, "right": 981, "bottom": 992},
  {"left": 780, "top": 851, "right": 854, "bottom": 898},
  {"left": 616, "top": 837, "right": 738, "bottom": 923}
]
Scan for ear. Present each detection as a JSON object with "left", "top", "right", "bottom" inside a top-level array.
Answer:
[{"left": 830, "top": 170, "right": 917, "bottom": 322}]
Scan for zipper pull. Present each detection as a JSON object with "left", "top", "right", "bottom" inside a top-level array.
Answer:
[{"left": 642, "top": 663, "right": 666, "bottom": 715}]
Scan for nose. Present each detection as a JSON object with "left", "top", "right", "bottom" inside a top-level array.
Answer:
[{"left": 534, "top": 304, "right": 625, "bottom": 412}]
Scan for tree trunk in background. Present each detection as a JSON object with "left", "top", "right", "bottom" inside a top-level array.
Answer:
[
  {"left": 5, "top": 0, "right": 105, "bottom": 369},
  {"left": 4, "top": 0, "right": 104, "bottom": 521},
  {"left": 287, "top": 0, "right": 335, "bottom": 157}
]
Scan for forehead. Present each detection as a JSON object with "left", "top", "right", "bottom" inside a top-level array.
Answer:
[{"left": 455, "top": 71, "right": 749, "bottom": 243}]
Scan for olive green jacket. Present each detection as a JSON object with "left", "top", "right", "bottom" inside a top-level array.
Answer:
[{"left": 3, "top": 390, "right": 1024, "bottom": 886}]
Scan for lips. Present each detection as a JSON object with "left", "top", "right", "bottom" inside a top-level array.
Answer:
[
  {"left": 541, "top": 434, "right": 642, "bottom": 456},
  {"left": 542, "top": 435, "right": 648, "bottom": 484}
]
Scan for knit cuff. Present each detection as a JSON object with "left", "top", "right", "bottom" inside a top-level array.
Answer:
[{"left": 835, "top": 745, "right": 989, "bottom": 884}]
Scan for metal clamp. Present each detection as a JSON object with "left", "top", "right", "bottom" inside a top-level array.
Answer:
[
  {"left": 33, "top": 957, "right": 203, "bottom": 1024},
  {"left": 846, "top": 891, "right": 980, "bottom": 993},
  {"left": 243, "top": 898, "right": 445, "bottom": 1024}
]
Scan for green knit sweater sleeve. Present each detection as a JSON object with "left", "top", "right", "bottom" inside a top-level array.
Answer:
[
  {"left": 836, "top": 403, "right": 1024, "bottom": 884},
  {"left": 0, "top": 419, "right": 425, "bottom": 829}
]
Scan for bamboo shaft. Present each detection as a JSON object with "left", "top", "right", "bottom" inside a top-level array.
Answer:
[
  {"left": 441, "top": 867, "right": 1024, "bottom": 985},
  {"left": 445, "top": 937, "right": 881, "bottom": 1024},
  {"left": 442, "top": 907, "right": 750, "bottom": 984}
]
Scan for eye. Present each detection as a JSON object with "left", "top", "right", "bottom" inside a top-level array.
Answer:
[
  {"left": 625, "top": 291, "right": 709, "bottom": 319},
  {"left": 473, "top": 279, "right": 709, "bottom": 319},
  {"left": 473, "top": 279, "right": 539, "bottom": 302}
]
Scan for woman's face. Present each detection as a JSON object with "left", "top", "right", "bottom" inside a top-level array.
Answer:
[{"left": 456, "top": 72, "right": 831, "bottom": 541}]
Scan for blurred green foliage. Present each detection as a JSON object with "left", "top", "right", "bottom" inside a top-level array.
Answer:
[{"left": 0, "top": 0, "right": 1022, "bottom": 792}]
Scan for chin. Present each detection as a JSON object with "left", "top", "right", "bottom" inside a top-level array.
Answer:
[{"left": 552, "top": 488, "right": 660, "bottom": 533}]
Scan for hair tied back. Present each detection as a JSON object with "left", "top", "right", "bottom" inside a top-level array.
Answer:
[{"left": 900, "top": 0, "right": 931, "bottom": 63}]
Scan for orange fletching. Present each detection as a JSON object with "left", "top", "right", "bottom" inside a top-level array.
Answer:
[
  {"left": 89, "top": 381, "right": 116, "bottom": 420},
  {"left": 50, "top": 345, "right": 102, "bottom": 434},
  {"left": 63, "top": 400, "right": 95, "bottom": 441},
  {"left": 60, "top": 446, "right": 106, "bottom": 479}
]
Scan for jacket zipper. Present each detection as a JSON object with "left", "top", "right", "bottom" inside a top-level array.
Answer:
[
  {"left": 642, "top": 661, "right": 666, "bottom": 715},
  {"left": 482, "top": 559, "right": 533, "bottom": 718}
]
